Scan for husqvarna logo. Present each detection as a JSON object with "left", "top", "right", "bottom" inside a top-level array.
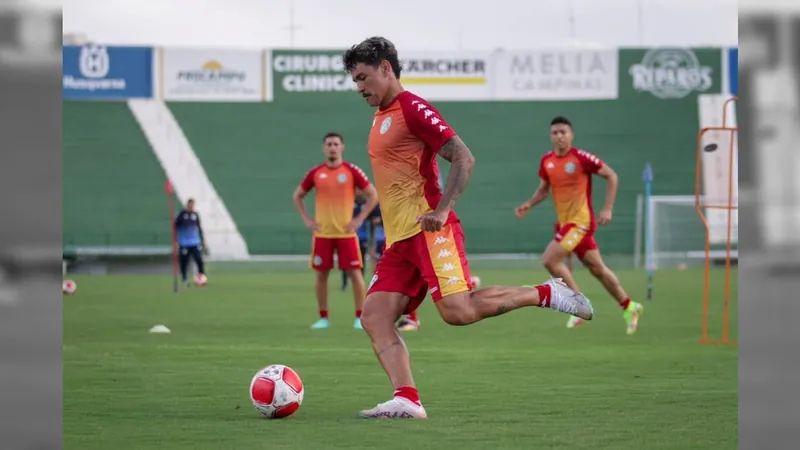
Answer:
[{"left": 79, "top": 45, "right": 111, "bottom": 78}]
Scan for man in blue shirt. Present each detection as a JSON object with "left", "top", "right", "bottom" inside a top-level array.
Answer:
[{"left": 174, "top": 199, "right": 206, "bottom": 286}]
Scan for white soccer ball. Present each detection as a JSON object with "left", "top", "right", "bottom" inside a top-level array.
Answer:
[
  {"left": 249, "top": 364, "right": 304, "bottom": 419},
  {"left": 470, "top": 275, "right": 481, "bottom": 289},
  {"left": 194, "top": 273, "right": 207, "bottom": 287},
  {"left": 63, "top": 280, "right": 77, "bottom": 295}
]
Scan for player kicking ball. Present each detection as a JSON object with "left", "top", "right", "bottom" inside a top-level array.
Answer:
[
  {"left": 515, "top": 116, "right": 643, "bottom": 335},
  {"left": 342, "top": 37, "right": 593, "bottom": 420},
  {"left": 293, "top": 132, "right": 379, "bottom": 330}
]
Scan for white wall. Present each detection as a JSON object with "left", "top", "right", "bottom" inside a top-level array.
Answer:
[{"left": 62, "top": 0, "right": 737, "bottom": 49}]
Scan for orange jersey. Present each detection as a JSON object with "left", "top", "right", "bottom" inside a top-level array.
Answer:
[
  {"left": 367, "top": 91, "right": 459, "bottom": 248},
  {"left": 300, "top": 162, "right": 371, "bottom": 238},
  {"left": 539, "top": 147, "right": 604, "bottom": 232}
]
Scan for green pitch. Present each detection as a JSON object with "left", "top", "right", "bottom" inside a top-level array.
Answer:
[{"left": 64, "top": 267, "right": 738, "bottom": 450}]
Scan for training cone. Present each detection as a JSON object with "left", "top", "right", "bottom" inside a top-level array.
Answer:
[{"left": 149, "top": 324, "right": 171, "bottom": 334}]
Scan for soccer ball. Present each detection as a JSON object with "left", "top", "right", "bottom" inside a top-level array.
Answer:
[
  {"left": 63, "top": 280, "right": 77, "bottom": 295},
  {"left": 470, "top": 275, "right": 481, "bottom": 289},
  {"left": 249, "top": 364, "right": 304, "bottom": 419},
  {"left": 194, "top": 273, "right": 207, "bottom": 287}
]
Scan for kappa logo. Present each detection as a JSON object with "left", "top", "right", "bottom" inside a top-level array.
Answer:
[
  {"left": 380, "top": 116, "right": 392, "bottom": 134},
  {"left": 313, "top": 255, "right": 322, "bottom": 266},
  {"left": 79, "top": 45, "right": 111, "bottom": 79}
]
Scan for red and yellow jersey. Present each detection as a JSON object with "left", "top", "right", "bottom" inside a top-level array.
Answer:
[
  {"left": 367, "top": 91, "right": 459, "bottom": 248},
  {"left": 538, "top": 147, "right": 604, "bottom": 233},
  {"left": 300, "top": 162, "right": 371, "bottom": 238}
]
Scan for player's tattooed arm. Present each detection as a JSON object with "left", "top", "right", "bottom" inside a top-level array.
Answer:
[{"left": 437, "top": 135, "right": 476, "bottom": 212}]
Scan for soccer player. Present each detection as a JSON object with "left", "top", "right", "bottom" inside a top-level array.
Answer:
[
  {"left": 342, "top": 37, "right": 593, "bottom": 420},
  {"left": 514, "top": 116, "right": 643, "bottom": 334},
  {"left": 341, "top": 196, "right": 377, "bottom": 291},
  {"left": 175, "top": 198, "right": 206, "bottom": 286},
  {"left": 293, "top": 132, "right": 379, "bottom": 330}
]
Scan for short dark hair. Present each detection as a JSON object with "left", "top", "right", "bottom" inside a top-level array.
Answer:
[
  {"left": 187, "top": 198, "right": 195, "bottom": 203},
  {"left": 342, "top": 37, "right": 402, "bottom": 79},
  {"left": 550, "top": 116, "right": 572, "bottom": 128},
  {"left": 323, "top": 132, "right": 344, "bottom": 143}
]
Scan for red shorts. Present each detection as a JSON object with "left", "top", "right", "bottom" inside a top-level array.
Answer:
[
  {"left": 367, "top": 222, "right": 474, "bottom": 315},
  {"left": 309, "top": 236, "right": 363, "bottom": 271},
  {"left": 554, "top": 223, "right": 598, "bottom": 260}
]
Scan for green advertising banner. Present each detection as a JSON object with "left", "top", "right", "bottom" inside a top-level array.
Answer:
[
  {"left": 271, "top": 49, "right": 362, "bottom": 102},
  {"left": 619, "top": 47, "right": 722, "bottom": 100}
]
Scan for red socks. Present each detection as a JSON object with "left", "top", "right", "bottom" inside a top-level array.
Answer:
[
  {"left": 535, "top": 284, "right": 552, "bottom": 308},
  {"left": 408, "top": 310, "right": 418, "bottom": 322},
  {"left": 393, "top": 386, "right": 421, "bottom": 406},
  {"left": 356, "top": 310, "right": 362, "bottom": 318},
  {"left": 620, "top": 298, "right": 631, "bottom": 310}
]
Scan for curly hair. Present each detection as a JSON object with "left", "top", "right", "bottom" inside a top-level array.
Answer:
[{"left": 342, "top": 36, "right": 402, "bottom": 79}]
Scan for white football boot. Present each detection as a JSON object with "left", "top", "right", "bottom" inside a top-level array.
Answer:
[
  {"left": 541, "top": 278, "right": 594, "bottom": 320},
  {"left": 359, "top": 397, "right": 427, "bottom": 419}
]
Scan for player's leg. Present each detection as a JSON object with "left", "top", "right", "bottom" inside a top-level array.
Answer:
[
  {"left": 359, "top": 244, "right": 427, "bottom": 419},
  {"left": 541, "top": 224, "right": 586, "bottom": 293},
  {"left": 309, "top": 237, "right": 335, "bottom": 329},
  {"left": 178, "top": 246, "right": 190, "bottom": 286},
  {"left": 420, "top": 224, "right": 592, "bottom": 326},
  {"left": 337, "top": 237, "right": 367, "bottom": 329},
  {"left": 579, "top": 244, "right": 643, "bottom": 335},
  {"left": 392, "top": 239, "right": 422, "bottom": 331},
  {"left": 554, "top": 222, "right": 575, "bottom": 273},
  {"left": 341, "top": 269, "right": 348, "bottom": 291},
  {"left": 190, "top": 246, "right": 205, "bottom": 275},
  {"left": 548, "top": 224, "right": 601, "bottom": 329}
]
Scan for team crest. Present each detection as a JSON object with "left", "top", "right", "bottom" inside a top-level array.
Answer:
[
  {"left": 565, "top": 162, "right": 576, "bottom": 174},
  {"left": 337, "top": 173, "right": 347, "bottom": 183},
  {"left": 380, "top": 117, "right": 392, "bottom": 135}
]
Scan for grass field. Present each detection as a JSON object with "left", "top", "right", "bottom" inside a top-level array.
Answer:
[{"left": 64, "top": 266, "right": 738, "bottom": 450}]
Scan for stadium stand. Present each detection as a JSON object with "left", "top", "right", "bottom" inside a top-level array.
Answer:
[{"left": 63, "top": 101, "right": 175, "bottom": 261}]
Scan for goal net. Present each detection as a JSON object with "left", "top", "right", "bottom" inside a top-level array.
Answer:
[{"left": 647, "top": 195, "right": 738, "bottom": 269}]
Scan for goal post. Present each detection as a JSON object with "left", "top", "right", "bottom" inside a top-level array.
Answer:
[{"left": 645, "top": 195, "right": 738, "bottom": 270}]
